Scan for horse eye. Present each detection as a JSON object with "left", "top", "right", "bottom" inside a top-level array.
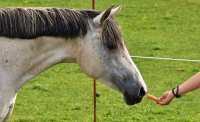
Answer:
[
  {"left": 107, "top": 43, "right": 116, "bottom": 50},
  {"left": 102, "top": 35, "right": 116, "bottom": 50},
  {"left": 103, "top": 40, "right": 117, "bottom": 50}
]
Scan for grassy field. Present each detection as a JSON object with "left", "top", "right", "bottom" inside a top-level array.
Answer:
[{"left": 1, "top": 0, "right": 200, "bottom": 121}]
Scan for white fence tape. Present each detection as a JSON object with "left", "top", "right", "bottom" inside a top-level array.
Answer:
[{"left": 131, "top": 56, "right": 200, "bottom": 63}]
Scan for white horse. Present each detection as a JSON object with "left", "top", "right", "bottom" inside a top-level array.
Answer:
[{"left": 0, "top": 6, "right": 147, "bottom": 121}]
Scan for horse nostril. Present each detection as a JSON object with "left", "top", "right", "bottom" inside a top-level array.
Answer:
[{"left": 139, "top": 87, "right": 146, "bottom": 97}]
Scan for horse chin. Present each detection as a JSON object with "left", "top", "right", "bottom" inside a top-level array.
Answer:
[{"left": 123, "top": 92, "right": 143, "bottom": 105}]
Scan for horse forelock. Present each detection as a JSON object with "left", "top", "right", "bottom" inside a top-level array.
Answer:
[
  {"left": 81, "top": 10, "right": 123, "bottom": 50},
  {"left": 0, "top": 8, "right": 98, "bottom": 39},
  {"left": 101, "top": 18, "right": 123, "bottom": 50}
]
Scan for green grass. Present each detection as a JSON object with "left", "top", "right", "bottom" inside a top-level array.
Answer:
[{"left": 1, "top": 0, "right": 200, "bottom": 121}]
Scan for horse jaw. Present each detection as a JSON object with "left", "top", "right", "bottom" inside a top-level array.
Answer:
[{"left": 77, "top": 30, "right": 105, "bottom": 79}]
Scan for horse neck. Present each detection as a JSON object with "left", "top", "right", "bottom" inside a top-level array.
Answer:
[
  {"left": 2, "top": 36, "right": 81, "bottom": 90},
  {"left": 34, "top": 36, "right": 80, "bottom": 63}
]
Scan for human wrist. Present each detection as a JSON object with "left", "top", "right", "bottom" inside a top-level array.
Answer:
[
  {"left": 171, "top": 85, "right": 181, "bottom": 98},
  {"left": 168, "top": 91, "right": 175, "bottom": 99}
]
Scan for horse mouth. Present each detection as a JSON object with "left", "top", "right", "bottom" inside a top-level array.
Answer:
[{"left": 123, "top": 91, "right": 143, "bottom": 105}]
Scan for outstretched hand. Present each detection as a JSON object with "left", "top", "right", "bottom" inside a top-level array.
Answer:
[
  {"left": 147, "top": 91, "right": 175, "bottom": 105},
  {"left": 157, "top": 91, "right": 175, "bottom": 105}
]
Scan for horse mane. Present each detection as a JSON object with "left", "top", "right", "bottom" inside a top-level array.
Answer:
[
  {"left": 0, "top": 8, "right": 98, "bottom": 39},
  {"left": 0, "top": 8, "right": 123, "bottom": 49}
]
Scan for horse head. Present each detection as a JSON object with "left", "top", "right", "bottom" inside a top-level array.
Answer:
[{"left": 78, "top": 6, "right": 147, "bottom": 105}]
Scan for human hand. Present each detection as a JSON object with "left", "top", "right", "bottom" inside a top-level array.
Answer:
[{"left": 157, "top": 91, "right": 175, "bottom": 105}]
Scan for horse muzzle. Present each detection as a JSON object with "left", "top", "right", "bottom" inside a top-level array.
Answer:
[{"left": 123, "top": 86, "right": 146, "bottom": 105}]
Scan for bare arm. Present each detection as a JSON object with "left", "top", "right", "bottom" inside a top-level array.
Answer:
[
  {"left": 178, "top": 72, "right": 200, "bottom": 95},
  {"left": 158, "top": 72, "right": 200, "bottom": 105}
]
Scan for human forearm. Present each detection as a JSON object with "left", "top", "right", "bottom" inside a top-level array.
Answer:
[
  {"left": 157, "top": 72, "right": 200, "bottom": 105},
  {"left": 178, "top": 72, "right": 200, "bottom": 95}
]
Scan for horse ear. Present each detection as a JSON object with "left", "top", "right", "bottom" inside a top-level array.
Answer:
[{"left": 93, "top": 5, "right": 121, "bottom": 25}]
